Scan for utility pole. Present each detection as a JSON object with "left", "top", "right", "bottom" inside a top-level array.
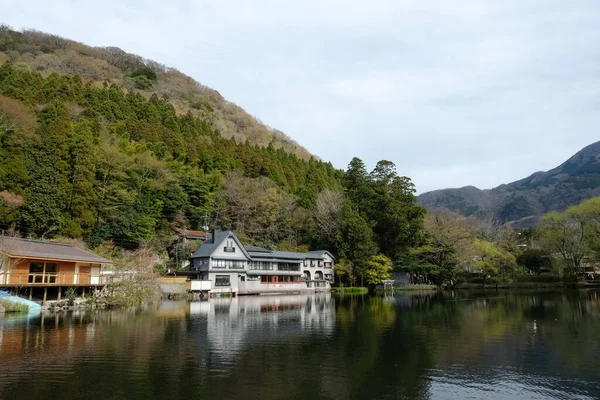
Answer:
[{"left": 201, "top": 214, "right": 209, "bottom": 231}]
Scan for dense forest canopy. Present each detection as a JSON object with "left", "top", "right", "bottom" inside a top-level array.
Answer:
[
  {"left": 0, "top": 59, "right": 425, "bottom": 284},
  {"left": 0, "top": 24, "right": 311, "bottom": 158},
  {"left": 3, "top": 25, "right": 597, "bottom": 288}
]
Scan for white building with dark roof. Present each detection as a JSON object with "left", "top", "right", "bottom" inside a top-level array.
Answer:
[{"left": 189, "top": 230, "right": 335, "bottom": 296}]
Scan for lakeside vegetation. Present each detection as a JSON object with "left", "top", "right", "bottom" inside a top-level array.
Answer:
[
  {"left": 0, "top": 300, "right": 29, "bottom": 314},
  {"left": 1, "top": 26, "right": 600, "bottom": 301},
  {"left": 408, "top": 196, "right": 600, "bottom": 288},
  {"left": 330, "top": 287, "right": 369, "bottom": 294},
  {"left": 0, "top": 26, "right": 428, "bottom": 297}
]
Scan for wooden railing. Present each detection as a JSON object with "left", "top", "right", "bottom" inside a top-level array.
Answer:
[{"left": 0, "top": 273, "right": 108, "bottom": 286}]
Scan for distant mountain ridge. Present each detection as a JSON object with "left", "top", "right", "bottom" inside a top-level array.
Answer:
[{"left": 417, "top": 141, "right": 600, "bottom": 227}]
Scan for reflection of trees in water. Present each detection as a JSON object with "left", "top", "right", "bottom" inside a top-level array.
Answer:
[{"left": 1, "top": 291, "right": 600, "bottom": 399}]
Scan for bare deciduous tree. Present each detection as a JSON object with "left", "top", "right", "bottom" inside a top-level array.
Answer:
[
  {"left": 0, "top": 110, "right": 18, "bottom": 137},
  {"left": 315, "top": 189, "right": 344, "bottom": 242},
  {"left": 0, "top": 234, "right": 26, "bottom": 285},
  {"left": 97, "top": 243, "right": 161, "bottom": 306}
]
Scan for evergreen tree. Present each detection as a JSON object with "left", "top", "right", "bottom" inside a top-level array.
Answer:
[{"left": 22, "top": 102, "right": 72, "bottom": 234}]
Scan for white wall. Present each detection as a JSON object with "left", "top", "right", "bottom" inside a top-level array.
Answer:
[
  {"left": 208, "top": 271, "right": 241, "bottom": 293},
  {"left": 211, "top": 235, "right": 250, "bottom": 260}
]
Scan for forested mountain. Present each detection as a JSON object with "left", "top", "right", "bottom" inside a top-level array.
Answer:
[
  {"left": 0, "top": 25, "right": 311, "bottom": 158},
  {"left": 418, "top": 141, "right": 600, "bottom": 227},
  {"left": 0, "top": 27, "right": 425, "bottom": 281}
]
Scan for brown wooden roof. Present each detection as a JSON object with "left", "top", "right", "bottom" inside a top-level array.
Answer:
[
  {"left": 0, "top": 237, "right": 112, "bottom": 264},
  {"left": 174, "top": 228, "right": 209, "bottom": 239}
]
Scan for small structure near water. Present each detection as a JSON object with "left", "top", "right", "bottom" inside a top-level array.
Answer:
[{"left": 0, "top": 237, "right": 112, "bottom": 303}]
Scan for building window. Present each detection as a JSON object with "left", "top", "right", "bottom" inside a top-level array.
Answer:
[
  {"left": 249, "top": 262, "right": 273, "bottom": 270},
  {"left": 261, "top": 275, "right": 274, "bottom": 283},
  {"left": 224, "top": 239, "right": 236, "bottom": 253},
  {"left": 276, "top": 275, "right": 301, "bottom": 283},
  {"left": 215, "top": 275, "right": 230, "bottom": 286},
  {"left": 277, "top": 263, "right": 300, "bottom": 271},
  {"left": 213, "top": 259, "right": 245, "bottom": 269},
  {"left": 28, "top": 262, "right": 59, "bottom": 284}
]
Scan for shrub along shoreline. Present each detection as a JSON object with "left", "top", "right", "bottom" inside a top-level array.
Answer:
[
  {"left": 0, "top": 300, "right": 29, "bottom": 314},
  {"left": 455, "top": 281, "right": 600, "bottom": 290},
  {"left": 331, "top": 287, "right": 369, "bottom": 294}
]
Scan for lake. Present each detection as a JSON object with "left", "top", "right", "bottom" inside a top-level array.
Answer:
[{"left": 1, "top": 290, "right": 600, "bottom": 400}]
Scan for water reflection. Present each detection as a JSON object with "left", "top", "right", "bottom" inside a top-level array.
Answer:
[
  {"left": 0, "top": 291, "right": 600, "bottom": 399},
  {"left": 190, "top": 294, "right": 335, "bottom": 366}
]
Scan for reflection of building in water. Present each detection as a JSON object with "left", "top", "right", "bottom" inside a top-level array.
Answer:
[
  {"left": 0, "top": 311, "right": 98, "bottom": 380},
  {"left": 190, "top": 294, "right": 335, "bottom": 359}
]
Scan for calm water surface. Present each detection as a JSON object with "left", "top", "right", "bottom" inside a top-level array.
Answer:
[{"left": 1, "top": 290, "right": 600, "bottom": 400}]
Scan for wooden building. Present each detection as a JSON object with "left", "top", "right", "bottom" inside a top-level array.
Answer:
[{"left": 0, "top": 237, "right": 112, "bottom": 301}]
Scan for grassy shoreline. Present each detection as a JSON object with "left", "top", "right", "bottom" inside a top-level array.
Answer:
[
  {"left": 0, "top": 300, "right": 29, "bottom": 314},
  {"left": 331, "top": 287, "right": 369, "bottom": 294},
  {"left": 375, "top": 284, "right": 438, "bottom": 292},
  {"left": 455, "top": 281, "right": 600, "bottom": 290}
]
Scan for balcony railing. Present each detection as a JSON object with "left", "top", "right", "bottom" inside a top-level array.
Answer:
[{"left": 0, "top": 273, "right": 107, "bottom": 286}]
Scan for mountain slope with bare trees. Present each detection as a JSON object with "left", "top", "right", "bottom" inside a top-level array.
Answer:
[{"left": 0, "top": 24, "right": 311, "bottom": 158}]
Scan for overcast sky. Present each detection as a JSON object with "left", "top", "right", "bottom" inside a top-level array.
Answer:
[{"left": 4, "top": 1, "right": 600, "bottom": 193}]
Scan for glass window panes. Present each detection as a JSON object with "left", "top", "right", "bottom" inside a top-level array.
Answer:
[
  {"left": 215, "top": 275, "right": 230, "bottom": 286},
  {"left": 29, "top": 262, "right": 44, "bottom": 273}
]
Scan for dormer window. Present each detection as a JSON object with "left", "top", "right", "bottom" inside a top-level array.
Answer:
[{"left": 224, "top": 239, "right": 236, "bottom": 253}]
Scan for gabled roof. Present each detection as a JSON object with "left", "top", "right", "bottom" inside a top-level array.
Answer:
[
  {"left": 244, "top": 245, "right": 271, "bottom": 253},
  {"left": 249, "top": 250, "right": 306, "bottom": 262},
  {"left": 271, "top": 251, "right": 306, "bottom": 261},
  {"left": 0, "top": 237, "right": 112, "bottom": 264},
  {"left": 306, "top": 250, "right": 336, "bottom": 260},
  {"left": 191, "top": 230, "right": 251, "bottom": 259},
  {"left": 189, "top": 230, "right": 335, "bottom": 263}
]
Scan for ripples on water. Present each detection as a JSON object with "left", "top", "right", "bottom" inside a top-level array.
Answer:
[{"left": 1, "top": 291, "right": 600, "bottom": 399}]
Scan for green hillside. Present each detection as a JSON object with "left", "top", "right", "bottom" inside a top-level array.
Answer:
[
  {"left": 0, "top": 27, "right": 424, "bottom": 279},
  {"left": 0, "top": 25, "right": 311, "bottom": 158}
]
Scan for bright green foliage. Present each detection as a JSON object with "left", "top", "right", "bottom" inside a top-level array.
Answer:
[
  {"left": 364, "top": 254, "right": 393, "bottom": 286},
  {"left": 333, "top": 259, "right": 358, "bottom": 286},
  {"left": 472, "top": 239, "right": 517, "bottom": 280},
  {"left": 0, "top": 61, "right": 427, "bottom": 273},
  {"left": 411, "top": 212, "right": 476, "bottom": 285},
  {"left": 0, "top": 63, "right": 339, "bottom": 240},
  {"left": 568, "top": 197, "right": 600, "bottom": 259},
  {"left": 537, "top": 211, "right": 587, "bottom": 275}
]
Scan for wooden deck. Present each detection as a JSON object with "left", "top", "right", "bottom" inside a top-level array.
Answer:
[{"left": 0, "top": 273, "right": 107, "bottom": 287}]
